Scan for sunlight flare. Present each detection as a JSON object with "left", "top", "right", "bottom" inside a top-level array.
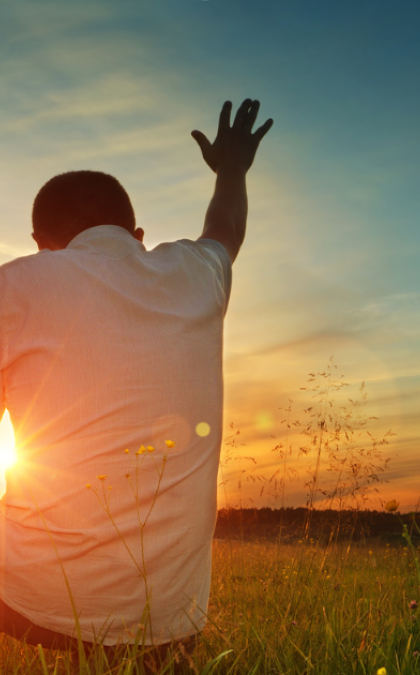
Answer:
[{"left": 0, "top": 410, "right": 17, "bottom": 471}]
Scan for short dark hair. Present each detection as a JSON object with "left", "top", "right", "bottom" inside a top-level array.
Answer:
[{"left": 32, "top": 170, "right": 136, "bottom": 247}]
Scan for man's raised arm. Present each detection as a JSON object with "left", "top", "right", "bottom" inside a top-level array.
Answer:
[{"left": 191, "top": 99, "right": 273, "bottom": 264}]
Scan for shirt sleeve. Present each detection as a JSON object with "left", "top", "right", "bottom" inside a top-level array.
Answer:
[{"left": 179, "top": 239, "right": 232, "bottom": 316}]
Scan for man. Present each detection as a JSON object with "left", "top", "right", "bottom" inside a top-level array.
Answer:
[{"left": 0, "top": 100, "right": 273, "bottom": 664}]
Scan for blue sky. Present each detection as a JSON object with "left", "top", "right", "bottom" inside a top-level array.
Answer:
[{"left": 0, "top": 0, "right": 419, "bottom": 511}]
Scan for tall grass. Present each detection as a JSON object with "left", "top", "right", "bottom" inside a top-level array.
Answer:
[
  {"left": 204, "top": 530, "right": 420, "bottom": 675},
  {"left": 2, "top": 362, "right": 419, "bottom": 674},
  {"left": 2, "top": 531, "right": 418, "bottom": 674}
]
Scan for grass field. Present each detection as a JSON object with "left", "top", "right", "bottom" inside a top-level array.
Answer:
[
  {"left": 205, "top": 534, "right": 420, "bottom": 675},
  {"left": 1, "top": 527, "right": 418, "bottom": 675}
]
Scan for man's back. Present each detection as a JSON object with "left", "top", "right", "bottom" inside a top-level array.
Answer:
[{"left": 0, "top": 224, "right": 231, "bottom": 644}]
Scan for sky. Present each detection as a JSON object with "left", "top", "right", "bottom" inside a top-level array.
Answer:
[{"left": 0, "top": 0, "right": 418, "bottom": 512}]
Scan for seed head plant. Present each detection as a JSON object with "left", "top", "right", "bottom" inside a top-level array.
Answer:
[{"left": 219, "top": 357, "right": 396, "bottom": 539}]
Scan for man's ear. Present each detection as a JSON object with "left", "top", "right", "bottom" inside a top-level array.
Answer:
[{"left": 133, "top": 228, "right": 144, "bottom": 243}]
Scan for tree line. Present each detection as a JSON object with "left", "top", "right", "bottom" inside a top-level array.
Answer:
[{"left": 214, "top": 506, "right": 420, "bottom": 546}]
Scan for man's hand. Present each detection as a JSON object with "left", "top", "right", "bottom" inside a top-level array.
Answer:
[
  {"left": 196, "top": 99, "right": 273, "bottom": 264},
  {"left": 191, "top": 99, "right": 273, "bottom": 174}
]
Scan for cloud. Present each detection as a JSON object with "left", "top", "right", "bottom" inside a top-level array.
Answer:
[
  {"left": 0, "top": 15, "right": 216, "bottom": 248},
  {"left": 352, "top": 292, "right": 420, "bottom": 335}
]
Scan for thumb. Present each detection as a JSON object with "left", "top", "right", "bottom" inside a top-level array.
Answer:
[{"left": 191, "top": 130, "right": 211, "bottom": 155}]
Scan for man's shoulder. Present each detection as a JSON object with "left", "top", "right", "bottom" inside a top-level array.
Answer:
[
  {"left": 147, "top": 239, "right": 232, "bottom": 313},
  {"left": 0, "top": 250, "right": 57, "bottom": 280},
  {"left": 151, "top": 237, "right": 229, "bottom": 257},
  {"left": 166, "top": 238, "right": 231, "bottom": 272},
  {"left": 0, "top": 251, "right": 76, "bottom": 306},
  {"left": 0, "top": 251, "right": 37, "bottom": 275},
  {"left": 148, "top": 238, "right": 231, "bottom": 278},
  {"left": 178, "top": 238, "right": 231, "bottom": 259}
]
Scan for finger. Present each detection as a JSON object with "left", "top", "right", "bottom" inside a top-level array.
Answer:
[
  {"left": 232, "top": 98, "right": 253, "bottom": 129},
  {"left": 191, "top": 131, "right": 217, "bottom": 171},
  {"left": 191, "top": 130, "right": 212, "bottom": 155},
  {"left": 253, "top": 118, "right": 274, "bottom": 143},
  {"left": 243, "top": 100, "right": 260, "bottom": 132},
  {"left": 217, "top": 101, "right": 232, "bottom": 134}
]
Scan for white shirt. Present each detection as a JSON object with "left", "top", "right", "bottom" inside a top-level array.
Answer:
[{"left": 0, "top": 225, "right": 231, "bottom": 645}]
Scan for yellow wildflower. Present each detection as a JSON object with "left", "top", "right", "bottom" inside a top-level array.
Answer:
[
  {"left": 97, "top": 475, "right": 107, "bottom": 481},
  {"left": 147, "top": 445, "right": 155, "bottom": 453},
  {"left": 124, "top": 448, "right": 129, "bottom": 454},
  {"left": 108, "top": 486, "right": 112, "bottom": 490},
  {"left": 385, "top": 500, "right": 399, "bottom": 512},
  {"left": 86, "top": 484, "right": 91, "bottom": 489},
  {"left": 136, "top": 446, "right": 146, "bottom": 455},
  {"left": 377, "top": 668, "right": 387, "bottom": 675},
  {"left": 165, "top": 440, "right": 175, "bottom": 448}
]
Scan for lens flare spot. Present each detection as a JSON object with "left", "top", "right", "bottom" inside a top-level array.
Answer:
[
  {"left": 195, "top": 422, "right": 211, "bottom": 437},
  {"left": 254, "top": 411, "right": 274, "bottom": 432}
]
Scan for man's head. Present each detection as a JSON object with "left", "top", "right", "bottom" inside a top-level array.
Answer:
[{"left": 32, "top": 170, "right": 142, "bottom": 250}]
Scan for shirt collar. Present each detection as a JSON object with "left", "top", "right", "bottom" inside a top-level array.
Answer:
[{"left": 67, "top": 225, "right": 140, "bottom": 248}]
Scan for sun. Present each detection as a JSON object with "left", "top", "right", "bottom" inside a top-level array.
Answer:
[
  {"left": 0, "top": 443, "right": 17, "bottom": 470},
  {"left": 0, "top": 411, "right": 17, "bottom": 470}
]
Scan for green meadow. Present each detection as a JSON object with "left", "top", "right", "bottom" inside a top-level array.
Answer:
[
  {"left": 1, "top": 528, "right": 419, "bottom": 674},
  {"left": 205, "top": 531, "right": 420, "bottom": 675}
]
